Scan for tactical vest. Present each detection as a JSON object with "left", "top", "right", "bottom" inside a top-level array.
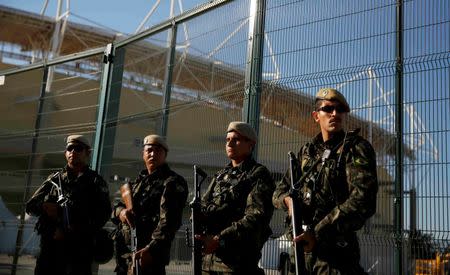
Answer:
[
  {"left": 202, "top": 165, "right": 258, "bottom": 234},
  {"left": 298, "top": 130, "right": 360, "bottom": 227},
  {"left": 35, "top": 169, "right": 107, "bottom": 237},
  {"left": 121, "top": 172, "right": 165, "bottom": 249}
]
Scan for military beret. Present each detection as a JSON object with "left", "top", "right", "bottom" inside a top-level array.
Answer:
[
  {"left": 143, "top": 134, "right": 169, "bottom": 152},
  {"left": 227, "top": 121, "right": 257, "bottom": 142},
  {"left": 66, "top": 134, "right": 90, "bottom": 148},
  {"left": 315, "top": 88, "right": 350, "bottom": 112}
]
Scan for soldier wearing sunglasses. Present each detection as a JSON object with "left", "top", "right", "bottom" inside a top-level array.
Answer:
[
  {"left": 273, "top": 88, "right": 378, "bottom": 274},
  {"left": 26, "top": 134, "right": 111, "bottom": 275}
]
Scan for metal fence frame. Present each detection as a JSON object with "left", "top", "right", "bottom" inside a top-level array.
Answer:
[{"left": 1, "top": 0, "right": 449, "bottom": 274}]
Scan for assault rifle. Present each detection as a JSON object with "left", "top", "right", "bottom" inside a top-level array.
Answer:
[
  {"left": 288, "top": 149, "right": 331, "bottom": 275},
  {"left": 288, "top": 152, "right": 307, "bottom": 275},
  {"left": 120, "top": 183, "right": 140, "bottom": 275},
  {"left": 188, "top": 165, "right": 207, "bottom": 275},
  {"left": 48, "top": 173, "right": 70, "bottom": 231}
]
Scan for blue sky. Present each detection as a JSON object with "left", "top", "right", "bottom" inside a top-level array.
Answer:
[{"left": 1, "top": 0, "right": 209, "bottom": 35}]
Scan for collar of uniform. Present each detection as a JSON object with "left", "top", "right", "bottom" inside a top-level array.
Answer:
[
  {"left": 139, "top": 162, "right": 170, "bottom": 179},
  {"left": 63, "top": 165, "right": 90, "bottom": 179},
  {"left": 313, "top": 130, "right": 346, "bottom": 149},
  {"left": 225, "top": 156, "right": 256, "bottom": 173}
]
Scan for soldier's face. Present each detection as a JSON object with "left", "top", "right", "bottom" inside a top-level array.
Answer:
[
  {"left": 142, "top": 144, "right": 166, "bottom": 172},
  {"left": 65, "top": 143, "right": 90, "bottom": 168},
  {"left": 225, "top": 131, "right": 254, "bottom": 163},
  {"left": 312, "top": 100, "right": 348, "bottom": 134}
]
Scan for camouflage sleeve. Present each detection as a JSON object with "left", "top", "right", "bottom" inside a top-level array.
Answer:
[
  {"left": 25, "top": 174, "right": 56, "bottom": 217},
  {"left": 315, "top": 138, "right": 378, "bottom": 238},
  {"left": 272, "top": 169, "right": 291, "bottom": 211},
  {"left": 111, "top": 186, "right": 127, "bottom": 225},
  {"left": 199, "top": 173, "right": 221, "bottom": 217},
  {"left": 111, "top": 176, "right": 141, "bottom": 225},
  {"left": 111, "top": 181, "right": 131, "bottom": 225},
  {"left": 272, "top": 148, "right": 304, "bottom": 211},
  {"left": 201, "top": 175, "right": 217, "bottom": 203},
  {"left": 219, "top": 165, "right": 275, "bottom": 248},
  {"left": 147, "top": 175, "right": 188, "bottom": 255}
]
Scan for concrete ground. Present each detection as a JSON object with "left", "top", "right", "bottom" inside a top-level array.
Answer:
[
  {"left": 0, "top": 254, "right": 280, "bottom": 275},
  {"left": 0, "top": 254, "right": 191, "bottom": 275}
]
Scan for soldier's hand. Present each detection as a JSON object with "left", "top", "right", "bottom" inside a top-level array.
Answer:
[
  {"left": 42, "top": 202, "right": 59, "bottom": 220},
  {"left": 119, "top": 208, "right": 135, "bottom": 228},
  {"left": 195, "top": 234, "right": 219, "bottom": 254},
  {"left": 293, "top": 230, "right": 316, "bottom": 253},
  {"left": 135, "top": 246, "right": 152, "bottom": 268},
  {"left": 283, "top": 196, "right": 293, "bottom": 217}
]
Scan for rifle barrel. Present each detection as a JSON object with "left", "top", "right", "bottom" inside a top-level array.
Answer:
[
  {"left": 288, "top": 151, "right": 307, "bottom": 275},
  {"left": 191, "top": 165, "right": 207, "bottom": 275}
]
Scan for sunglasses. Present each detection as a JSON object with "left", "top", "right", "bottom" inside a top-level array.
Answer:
[
  {"left": 66, "top": 144, "right": 85, "bottom": 152},
  {"left": 317, "top": 105, "right": 348, "bottom": 114}
]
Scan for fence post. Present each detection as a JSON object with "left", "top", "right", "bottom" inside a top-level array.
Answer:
[
  {"left": 91, "top": 43, "right": 125, "bottom": 178},
  {"left": 243, "top": 0, "right": 266, "bottom": 160},
  {"left": 394, "top": 0, "right": 404, "bottom": 274},
  {"left": 160, "top": 22, "right": 178, "bottom": 138},
  {"left": 11, "top": 66, "right": 49, "bottom": 275}
]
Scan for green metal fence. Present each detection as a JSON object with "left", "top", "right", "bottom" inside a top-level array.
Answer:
[{"left": 0, "top": 0, "right": 448, "bottom": 274}]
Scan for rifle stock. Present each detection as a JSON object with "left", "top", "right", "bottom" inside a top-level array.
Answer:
[
  {"left": 288, "top": 152, "right": 307, "bottom": 275},
  {"left": 190, "top": 165, "right": 207, "bottom": 275},
  {"left": 120, "top": 183, "right": 140, "bottom": 275}
]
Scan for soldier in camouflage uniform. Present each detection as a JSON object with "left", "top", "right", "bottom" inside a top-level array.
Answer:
[
  {"left": 273, "top": 88, "right": 378, "bottom": 274},
  {"left": 26, "top": 134, "right": 111, "bottom": 275},
  {"left": 197, "top": 121, "right": 275, "bottom": 274},
  {"left": 111, "top": 134, "right": 188, "bottom": 275}
]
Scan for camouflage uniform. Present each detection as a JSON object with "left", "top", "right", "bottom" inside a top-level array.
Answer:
[
  {"left": 111, "top": 163, "right": 188, "bottom": 275},
  {"left": 26, "top": 166, "right": 111, "bottom": 275},
  {"left": 201, "top": 157, "right": 275, "bottom": 274},
  {"left": 273, "top": 129, "right": 378, "bottom": 275}
]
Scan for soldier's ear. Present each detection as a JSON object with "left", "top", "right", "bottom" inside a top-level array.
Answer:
[{"left": 312, "top": 111, "right": 319, "bottom": 122}]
